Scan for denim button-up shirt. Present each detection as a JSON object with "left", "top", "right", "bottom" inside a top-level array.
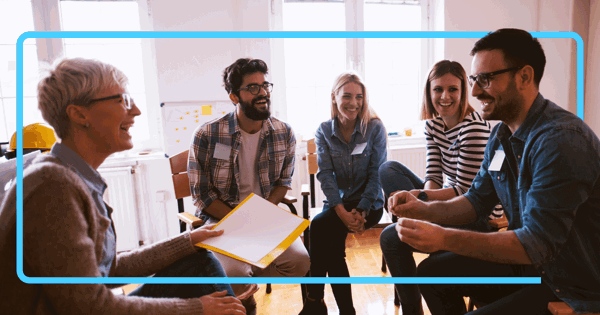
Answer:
[
  {"left": 315, "top": 118, "right": 387, "bottom": 215},
  {"left": 464, "top": 94, "right": 600, "bottom": 313},
  {"left": 50, "top": 143, "right": 116, "bottom": 277}
]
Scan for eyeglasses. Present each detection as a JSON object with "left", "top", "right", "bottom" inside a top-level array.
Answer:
[
  {"left": 238, "top": 82, "right": 274, "bottom": 95},
  {"left": 468, "top": 66, "right": 524, "bottom": 89},
  {"left": 88, "top": 93, "right": 133, "bottom": 109}
]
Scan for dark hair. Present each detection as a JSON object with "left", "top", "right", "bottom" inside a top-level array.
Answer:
[
  {"left": 222, "top": 58, "right": 269, "bottom": 97},
  {"left": 420, "top": 60, "right": 474, "bottom": 121},
  {"left": 470, "top": 28, "right": 546, "bottom": 87}
]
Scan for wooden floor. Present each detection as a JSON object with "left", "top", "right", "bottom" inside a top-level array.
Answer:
[{"left": 255, "top": 227, "right": 433, "bottom": 315}]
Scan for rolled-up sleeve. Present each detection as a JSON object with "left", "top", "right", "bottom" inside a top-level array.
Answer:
[
  {"left": 358, "top": 120, "right": 387, "bottom": 214},
  {"left": 316, "top": 124, "right": 343, "bottom": 208},
  {"left": 273, "top": 124, "right": 296, "bottom": 188},
  {"left": 188, "top": 127, "right": 220, "bottom": 213},
  {"left": 513, "top": 129, "right": 599, "bottom": 266}
]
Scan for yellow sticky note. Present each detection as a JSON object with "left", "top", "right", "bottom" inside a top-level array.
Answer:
[{"left": 201, "top": 105, "right": 212, "bottom": 116}]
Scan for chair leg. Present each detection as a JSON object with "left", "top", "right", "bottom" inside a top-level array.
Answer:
[
  {"left": 266, "top": 283, "right": 272, "bottom": 294},
  {"left": 382, "top": 254, "right": 387, "bottom": 273}
]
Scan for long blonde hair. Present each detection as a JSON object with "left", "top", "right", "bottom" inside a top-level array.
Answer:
[{"left": 330, "top": 71, "right": 379, "bottom": 134}]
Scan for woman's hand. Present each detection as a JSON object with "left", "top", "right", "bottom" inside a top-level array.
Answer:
[
  {"left": 350, "top": 209, "right": 367, "bottom": 234},
  {"left": 334, "top": 204, "right": 362, "bottom": 233},
  {"left": 190, "top": 223, "right": 224, "bottom": 244},
  {"left": 199, "top": 290, "right": 247, "bottom": 315}
]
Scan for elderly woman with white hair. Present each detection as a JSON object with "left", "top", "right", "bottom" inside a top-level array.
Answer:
[{"left": 0, "top": 58, "right": 246, "bottom": 315}]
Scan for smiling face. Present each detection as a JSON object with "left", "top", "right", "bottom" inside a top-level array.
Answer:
[
  {"left": 430, "top": 72, "right": 462, "bottom": 125},
  {"left": 470, "top": 49, "right": 523, "bottom": 124},
  {"left": 333, "top": 81, "right": 363, "bottom": 125},
  {"left": 235, "top": 71, "right": 271, "bottom": 121},
  {"left": 84, "top": 85, "right": 141, "bottom": 154}
]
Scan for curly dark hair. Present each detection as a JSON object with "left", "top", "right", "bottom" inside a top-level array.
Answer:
[
  {"left": 470, "top": 28, "right": 546, "bottom": 87},
  {"left": 222, "top": 58, "right": 269, "bottom": 97}
]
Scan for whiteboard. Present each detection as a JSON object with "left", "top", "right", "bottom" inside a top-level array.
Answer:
[{"left": 160, "top": 101, "right": 236, "bottom": 157}]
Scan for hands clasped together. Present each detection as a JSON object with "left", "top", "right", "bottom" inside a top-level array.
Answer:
[
  {"left": 334, "top": 204, "right": 367, "bottom": 234},
  {"left": 388, "top": 190, "right": 447, "bottom": 253}
]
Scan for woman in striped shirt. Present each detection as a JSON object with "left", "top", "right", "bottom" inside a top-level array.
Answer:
[{"left": 378, "top": 60, "right": 501, "bottom": 315}]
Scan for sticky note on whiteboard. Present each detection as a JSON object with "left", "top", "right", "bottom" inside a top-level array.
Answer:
[{"left": 201, "top": 105, "right": 212, "bottom": 115}]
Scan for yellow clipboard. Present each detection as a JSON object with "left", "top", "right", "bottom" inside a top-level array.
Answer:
[{"left": 195, "top": 193, "right": 309, "bottom": 269}]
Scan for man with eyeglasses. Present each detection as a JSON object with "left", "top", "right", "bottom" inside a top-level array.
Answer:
[
  {"left": 187, "top": 58, "right": 310, "bottom": 314},
  {"left": 385, "top": 28, "right": 600, "bottom": 314}
]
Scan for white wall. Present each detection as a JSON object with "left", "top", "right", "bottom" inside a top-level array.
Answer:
[
  {"left": 443, "top": 0, "right": 583, "bottom": 117},
  {"left": 130, "top": 0, "right": 600, "bottom": 239}
]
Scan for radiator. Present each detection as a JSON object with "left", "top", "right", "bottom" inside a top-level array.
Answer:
[
  {"left": 388, "top": 146, "right": 427, "bottom": 179},
  {"left": 98, "top": 166, "right": 143, "bottom": 252}
]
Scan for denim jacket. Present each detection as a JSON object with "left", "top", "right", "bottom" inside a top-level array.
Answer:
[
  {"left": 464, "top": 94, "right": 600, "bottom": 313},
  {"left": 315, "top": 118, "right": 387, "bottom": 216}
]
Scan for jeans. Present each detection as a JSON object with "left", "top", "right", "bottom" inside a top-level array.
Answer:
[
  {"left": 128, "top": 249, "right": 235, "bottom": 298},
  {"left": 306, "top": 201, "right": 383, "bottom": 315},
  {"left": 416, "top": 252, "right": 558, "bottom": 315},
  {"left": 379, "top": 161, "right": 497, "bottom": 314}
]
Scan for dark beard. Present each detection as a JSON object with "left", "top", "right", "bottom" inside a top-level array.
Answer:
[
  {"left": 480, "top": 79, "right": 522, "bottom": 123},
  {"left": 240, "top": 96, "right": 271, "bottom": 121}
]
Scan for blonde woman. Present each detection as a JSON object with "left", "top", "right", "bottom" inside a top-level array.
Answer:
[{"left": 299, "top": 71, "right": 387, "bottom": 315}]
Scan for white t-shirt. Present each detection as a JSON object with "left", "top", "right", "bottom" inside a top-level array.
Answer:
[{"left": 238, "top": 128, "right": 263, "bottom": 202}]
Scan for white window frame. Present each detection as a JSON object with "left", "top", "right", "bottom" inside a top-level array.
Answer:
[
  {"left": 29, "top": 0, "right": 164, "bottom": 153},
  {"left": 271, "top": 0, "right": 438, "bottom": 144}
]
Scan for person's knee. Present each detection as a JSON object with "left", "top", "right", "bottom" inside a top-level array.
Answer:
[
  {"left": 379, "top": 160, "right": 402, "bottom": 181},
  {"left": 416, "top": 255, "right": 440, "bottom": 277},
  {"left": 380, "top": 223, "right": 399, "bottom": 252},
  {"left": 296, "top": 251, "right": 311, "bottom": 276}
]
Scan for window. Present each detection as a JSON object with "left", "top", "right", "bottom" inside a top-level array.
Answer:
[
  {"left": 282, "top": 0, "right": 428, "bottom": 139},
  {"left": 4, "top": 0, "right": 158, "bottom": 154},
  {"left": 60, "top": 0, "right": 151, "bottom": 151},
  {"left": 0, "top": 0, "right": 37, "bottom": 143}
]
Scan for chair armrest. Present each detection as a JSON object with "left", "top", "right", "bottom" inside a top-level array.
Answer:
[
  {"left": 282, "top": 194, "right": 297, "bottom": 204},
  {"left": 488, "top": 216, "right": 508, "bottom": 229},
  {"left": 177, "top": 212, "right": 204, "bottom": 228}
]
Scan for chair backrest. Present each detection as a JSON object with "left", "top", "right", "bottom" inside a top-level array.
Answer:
[{"left": 169, "top": 150, "right": 191, "bottom": 200}]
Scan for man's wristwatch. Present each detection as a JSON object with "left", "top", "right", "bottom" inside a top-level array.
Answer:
[{"left": 417, "top": 190, "right": 428, "bottom": 201}]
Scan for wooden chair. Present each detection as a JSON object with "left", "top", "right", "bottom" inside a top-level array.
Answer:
[
  {"left": 548, "top": 302, "right": 600, "bottom": 315},
  {"left": 169, "top": 149, "right": 301, "bottom": 295}
]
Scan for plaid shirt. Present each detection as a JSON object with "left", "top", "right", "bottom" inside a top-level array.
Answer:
[{"left": 188, "top": 111, "right": 296, "bottom": 217}]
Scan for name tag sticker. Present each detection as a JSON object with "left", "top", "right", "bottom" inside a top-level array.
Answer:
[
  {"left": 351, "top": 142, "right": 368, "bottom": 155},
  {"left": 214, "top": 143, "right": 232, "bottom": 160},
  {"left": 489, "top": 150, "right": 505, "bottom": 171}
]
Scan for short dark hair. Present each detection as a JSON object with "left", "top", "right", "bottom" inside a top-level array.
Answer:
[
  {"left": 222, "top": 58, "right": 269, "bottom": 97},
  {"left": 470, "top": 28, "right": 546, "bottom": 86}
]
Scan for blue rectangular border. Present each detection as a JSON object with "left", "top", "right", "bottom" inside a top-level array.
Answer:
[{"left": 16, "top": 31, "right": 583, "bottom": 285}]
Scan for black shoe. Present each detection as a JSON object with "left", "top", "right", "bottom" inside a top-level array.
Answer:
[
  {"left": 299, "top": 297, "right": 327, "bottom": 315},
  {"left": 242, "top": 295, "right": 257, "bottom": 315}
]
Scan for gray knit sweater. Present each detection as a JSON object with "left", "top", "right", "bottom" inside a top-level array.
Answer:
[{"left": 0, "top": 154, "right": 207, "bottom": 314}]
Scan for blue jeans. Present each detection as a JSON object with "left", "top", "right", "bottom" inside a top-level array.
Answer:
[
  {"left": 306, "top": 201, "right": 383, "bottom": 315},
  {"left": 128, "top": 249, "right": 235, "bottom": 299},
  {"left": 416, "top": 252, "right": 557, "bottom": 315},
  {"left": 379, "top": 161, "right": 496, "bottom": 314}
]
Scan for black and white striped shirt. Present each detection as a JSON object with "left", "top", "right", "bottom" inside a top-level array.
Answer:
[{"left": 424, "top": 112, "right": 503, "bottom": 219}]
